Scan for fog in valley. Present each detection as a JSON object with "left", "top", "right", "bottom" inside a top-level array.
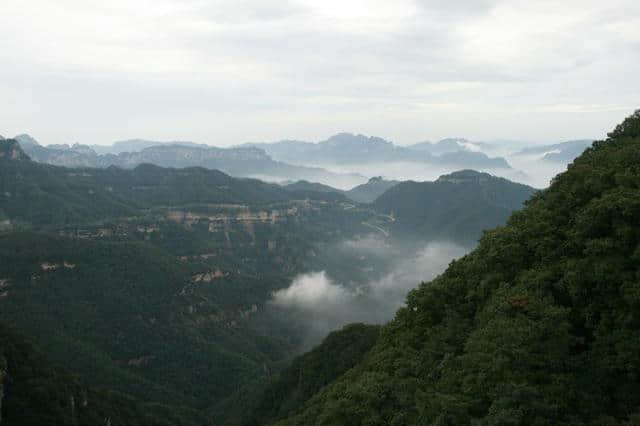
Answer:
[
  {"left": 269, "top": 236, "right": 469, "bottom": 348},
  {"left": 270, "top": 148, "right": 576, "bottom": 191},
  {"left": 506, "top": 156, "right": 570, "bottom": 188}
]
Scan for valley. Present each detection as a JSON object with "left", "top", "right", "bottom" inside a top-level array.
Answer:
[
  {"left": 0, "top": 134, "right": 536, "bottom": 424},
  {"left": 1, "top": 111, "right": 638, "bottom": 425},
  {"left": 2, "top": 0, "right": 638, "bottom": 422}
]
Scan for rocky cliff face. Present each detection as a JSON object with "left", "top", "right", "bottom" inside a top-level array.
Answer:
[{"left": 107, "top": 144, "right": 272, "bottom": 169}]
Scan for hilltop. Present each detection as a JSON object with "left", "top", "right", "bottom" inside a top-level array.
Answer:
[{"left": 373, "top": 169, "right": 536, "bottom": 243}]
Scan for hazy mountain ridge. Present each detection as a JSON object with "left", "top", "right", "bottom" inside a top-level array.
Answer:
[
  {"left": 14, "top": 135, "right": 366, "bottom": 189},
  {"left": 11, "top": 133, "right": 600, "bottom": 191},
  {"left": 407, "top": 138, "right": 489, "bottom": 155},
  {"left": 92, "top": 138, "right": 209, "bottom": 154},
  {"left": 242, "top": 133, "right": 511, "bottom": 169},
  {"left": 514, "top": 139, "right": 594, "bottom": 162}
]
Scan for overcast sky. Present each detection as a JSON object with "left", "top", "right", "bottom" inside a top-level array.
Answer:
[{"left": 1, "top": 0, "right": 639, "bottom": 146}]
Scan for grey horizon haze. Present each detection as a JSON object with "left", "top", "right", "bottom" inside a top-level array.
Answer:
[{"left": 1, "top": 0, "right": 639, "bottom": 147}]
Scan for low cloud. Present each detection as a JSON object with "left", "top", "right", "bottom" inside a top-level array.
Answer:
[
  {"left": 270, "top": 239, "right": 468, "bottom": 347},
  {"left": 272, "top": 271, "right": 349, "bottom": 308}
]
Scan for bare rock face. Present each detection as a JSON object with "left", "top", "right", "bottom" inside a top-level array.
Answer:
[
  {"left": 127, "top": 355, "right": 155, "bottom": 367},
  {"left": 193, "top": 269, "right": 226, "bottom": 283},
  {"left": 40, "top": 262, "right": 60, "bottom": 271},
  {"left": 0, "top": 279, "right": 9, "bottom": 299}
]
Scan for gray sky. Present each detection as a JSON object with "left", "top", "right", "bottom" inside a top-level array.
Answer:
[{"left": 1, "top": 0, "right": 639, "bottom": 146}]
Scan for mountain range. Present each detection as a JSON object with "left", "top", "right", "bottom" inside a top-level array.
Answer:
[
  {"left": 13, "top": 135, "right": 366, "bottom": 190},
  {"left": 2, "top": 112, "right": 631, "bottom": 425},
  {"left": 0, "top": 134, "right": 538, "bottom": 425},
  {"left": 12, "top": 132, "right": 601, "bottom": 192},
  {"left": 243, "top": 133, "right": 511, "bottom": 169},
  {"left": 13, "top": 132, "right": 513, "bottom": 191}
]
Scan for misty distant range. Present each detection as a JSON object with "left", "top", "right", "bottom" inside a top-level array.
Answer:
[{"left": 9, "top": 132, "right": 594, "bottom": 190}]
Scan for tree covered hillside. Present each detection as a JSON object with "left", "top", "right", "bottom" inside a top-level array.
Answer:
[
  {"left": 276, "top": 112, "right": 640, "bottom": 424},
  {"left": 0, "top": 323, "right": 207, "bottom": 425},
  {"left": 0, "top": 232, "right": 296, "bottom": 416},
  {"left": 0, "top": 140, "right": 377, "bottom": 423},
  {"left": 345, "top": 177, "right": 399, "bottom": 204},
  {"left": 374, "top": 169, "right": 537, "bottom": 244},
  {"left": 0, "top": 140, "right": 292, "bottom": 228},
  {"left": 218, "top": 324, "right": 380, "bottom": 426}
]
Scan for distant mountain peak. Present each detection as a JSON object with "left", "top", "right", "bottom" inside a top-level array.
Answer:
[
  {"left": 438, "top": 137, "right": 470, "bottom": 144},
  {"left": 436, "top": 169, "right": 494, "bottom": 184},
  {"left": 439, "top": 169, "right": 484, "bottom": 177},
  {"left": 407, "top": 138, "right": 485, "bottom": 156},
  {"left": 14, "top": 134, "right": 40, "bottom": 148},
  {"left": 0, "top": 139, "right": 30, "bottom": 161},
  {"left": 323, "top": 133, "right": 393, "bottom": 147}
]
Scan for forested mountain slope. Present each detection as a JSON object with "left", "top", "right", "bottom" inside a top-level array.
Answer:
[
  {"left": 0, "top": 141, "right": 376, "bottom": 422},
  {"left": 277, "top": 112, "right": 640, "bottom": 424},
  {"left": 282, "top": 177, "right": 399, "bottom": 204},
  {"left": 344, "top": 177, "right": 399, "bottom": 203},
  {"left": 374, "top": 170, "right": 536, "bottom": 243},
  {"left": 0, "top": 140, "right": 292, "bottom": 227},
  {"left": 218, "top": 324, "right": 380, "bottom": 426},
  {"left": 0, "top": 133, "right": 545, "bottom": 424},
  {"left": 0, "top": 323, "right": 207, "bottom": 425},
  {"left": 0, "top": 232, "right": 296, "bottom": 419}
]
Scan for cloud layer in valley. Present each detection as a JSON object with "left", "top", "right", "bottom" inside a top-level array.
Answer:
[{"left": 270, "top": 239, "right": 468, "bottom": 346}]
